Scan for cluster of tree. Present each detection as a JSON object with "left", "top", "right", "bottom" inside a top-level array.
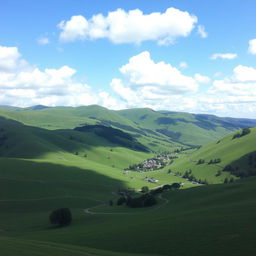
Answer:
[
  {"left": 197, "top": 159, "right": 205, "bottom": 165},
  {"left": 182, "top": 170, "right": 208, "bottom": 184},
  {"left": 49, "top": 208, "right": 72, "bottom": 227},
  {"left": 232, "top": 128, "right": 251, "bottom": 139},
  {"left": 117, "top": 193, "right": 157, "bottom": 208},
  {"left": 208, "top": 158, "right": 221, "bottom": 164},
  {"left": 150, "top": 183, "right": 181, "bottom": 195},
  {"left": 224, "top": 177, "right": 235, "bottom": 183},
  {"left": 116, "top": 182, "right": 182, "bottom": 208}
]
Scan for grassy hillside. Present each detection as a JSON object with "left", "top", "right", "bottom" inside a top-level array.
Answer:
[
  {"left": 1, "top": 105, "right": 256, "bottom": 148},
  {"left": 1, "top": 171, "right": 256, "bottom": 256},
  {"left": 0, "top": 106, "right": 180, "bottom": 152},
  {"left": 1, "top": 106, "right": 256, "bottom": 255},
  {"left": 164, "top": 127, "right": 256, "bottom": 184},
  {"left": 117, "top": 108, "right": 256, "bottom": 145}
]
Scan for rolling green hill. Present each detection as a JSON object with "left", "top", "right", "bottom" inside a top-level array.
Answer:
[
  {"left": 1, "top": 105, "right": 256, "bottom": 147},
  {"left": 164, "top": 127, "right": 256, "bottom": 184},
  {"left": 117, "top": 108, "right": 256, "bottom": 145},
  {"left": 1, "top": 105, "right": 256, "bottom": 255}
]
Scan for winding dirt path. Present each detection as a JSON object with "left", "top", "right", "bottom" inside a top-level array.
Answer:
[{"left": 83, "top": 193, "right": 170, "bottom": 215}]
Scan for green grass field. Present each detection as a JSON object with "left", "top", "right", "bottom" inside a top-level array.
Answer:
[
  {"left": 164, "top": 127, "right": 256, "bottom": 183},
  {"left": 1, "top": 106, "right": 256, "bottom": 255}
]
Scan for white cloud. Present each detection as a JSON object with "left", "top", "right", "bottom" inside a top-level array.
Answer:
[
  {"left": 58, "top": 8, "right": 198, "bottom": 45},
  {"left": 179, "top": 61, "right": 188, "bottom": 68},
  {"left": 110, "top": 51, "right": 199, "bottom": 109},
  {"left": 197, "top": 25, "right": 208, "bottom": 38},
  {"left": 118, "top": 51, "right": 198, "bottom": 93},
  {"left": 0, "top": 45, "right": 122, "bottom": 109},
  {"left": 2, "top": 46, "right": 256, "bottom": 118},
  {"left": 0, "top": 46, "right": 28, "bottom": 72},
  {"left": 233, "top": 65, "right": 256, "bottom": 82},
  {"left": 37, "top": 37, "right": 50, "bottom": 45},
  {"left": 194, "top": 73, "right": 210, "bottom": 84},
  {"left": 248, "top": 39, "right": 256, "bottom": 55},
  {"left": 210, "top": 65, "right": 256, "bottom": 95},
  {"left": 58, "top": 15, "right": 89, "bottom": 42},
  {"left": 211, "top": 53, "right": 238, "bottom": 60},
  {"left": 199, "top": 65, "right": 256, "bottom": 117},
  {"left": 110, "top": 55, "right": 256, "bottom": 117}
]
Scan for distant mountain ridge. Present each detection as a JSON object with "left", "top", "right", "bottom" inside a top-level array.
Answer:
[{"left": 1, "top": 104, "right": 256, "bottom": 146}]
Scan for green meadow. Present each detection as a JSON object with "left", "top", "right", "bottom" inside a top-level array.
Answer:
[{"left": 0, "top": 106, "right": 256, "bottom": 255}]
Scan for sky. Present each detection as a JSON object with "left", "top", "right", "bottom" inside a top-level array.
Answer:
[{"left": 1, "top": 0, "right": 256, "bottom": 118}]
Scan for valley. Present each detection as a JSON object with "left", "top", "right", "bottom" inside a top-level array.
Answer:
[{"left": 0, "top": 105, "right": 256, "bottom": 256}]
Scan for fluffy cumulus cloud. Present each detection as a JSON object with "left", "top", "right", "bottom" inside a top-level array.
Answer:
[
  {"left": 2, "top": 45, "right": 256, "bottom": 118},
  {"left": 0, "top": 45, "right": 121, "bottom": 109},
  {"left": 58, "top": 8, "right": 198, "bottom": 45},
  {"left": 110, "top": 51, "right": 199, "bottom": 109},
  {"left": 210, "top": 65, "right": 256, "bottom": 95},
  {"left": 211, "top": 53, "right": 238, "bottom": 60},
  {"left": 248, "top": 39, "right": 256, "bottom": 55},
  {"left": 199, "top": 64, "right": 256, "bottom": 117},
  {"left": 110, "top": 52, "right": 256, "bottom": 117},
  {"left": 0, "top": 46, "right": 27, "bottom": 72}
]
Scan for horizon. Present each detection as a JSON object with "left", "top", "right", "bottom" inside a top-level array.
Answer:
[
  {"left": 1, "top": 0, "right": 256, "bottom": 118},
  {"left": 1, "top": 103, "right": 256, "bottom": 120}
]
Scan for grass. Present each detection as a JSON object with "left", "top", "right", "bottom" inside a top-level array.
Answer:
[
  {"left": 165, "top": 127, "right": 256, "bottom": 183},
  {"left": 1, "top": 177, "right": 255, "bottom": 256},
  {"left": 1, "top": 107, "right": 256, "bottom": 255},
  {"left": 0, "top": 237, "right": 156, "bottom": 256},
  {"left": 1, "top": 104, "right": 254, "bottom": 148}
]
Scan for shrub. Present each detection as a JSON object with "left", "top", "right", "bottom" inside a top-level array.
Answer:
[
  {"left": 171, "top": 183, "right": 181, "bottom": 189},
  {"left": 141, "top": 186, "right": 149, "bottom": 193},
  {"left": 117, "top": 197, "right": 126, "bottom": 205},
  {"left": 49, "top": 208, "right": 72, "bottom": 226},
  {"left": 162, "top": 184, "right": 172, "bottom": 190},
  {"left": 197, "top": 159, "right": 205, "bottom": 165},
  {"left": 126, "top": 194, "right": 157, "bottom": 208},
  {"left": 233, "top": 128, "right": 251, "bottom": 139}
]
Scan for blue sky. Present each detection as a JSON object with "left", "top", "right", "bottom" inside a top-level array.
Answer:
[{"left": 1, "top": 0, "right": 256, "bottom": 117}]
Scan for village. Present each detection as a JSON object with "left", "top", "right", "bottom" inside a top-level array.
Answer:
[{"left": 123, "top": 153, "right": 178, "bottom": 173}]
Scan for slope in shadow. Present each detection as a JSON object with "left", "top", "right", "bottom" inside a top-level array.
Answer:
[
  {"left": 222, "top": 151, "right": 256, "bottom": 178},
  {"left": 0, "top": 117, "right": 148, "bottom": 159}
]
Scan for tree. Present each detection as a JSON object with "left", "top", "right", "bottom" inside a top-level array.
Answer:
[
  {"left": 162, "top": 184, "right": 172, "bottom": 190},
  {"left": 141, "top": 186, "right": 149, "bottom": 193},
  {"left": 241, "top": 128, "right": 250, "bottom": 136},
  {"left": 49, "top": 208, "right": 72, "bottom": 226},
  {"left": 197, "top": 159, "right": 205, "bottom": 165},
  {"left": 117, "top": 197, "right": 126, "bottom": 206},
  {"left": 171, "top": 183, "right": 181, "bottom": 189},
  {"left": 143, "top": 194, "right": 157, "bottom": 207}
]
